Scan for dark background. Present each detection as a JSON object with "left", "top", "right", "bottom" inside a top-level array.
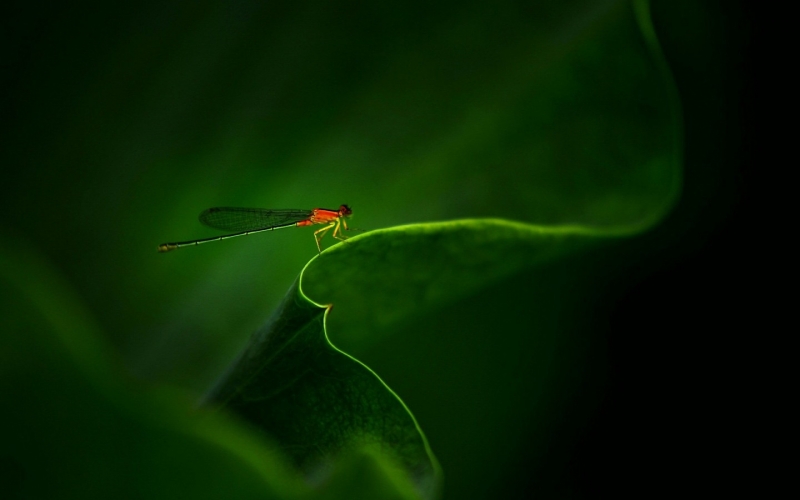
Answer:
[
  {"left": 562, "top": 1, "right": 753, "bottom": 497},
  {"left": 1, "top": 0, "right": 753, "bottom": 497}
]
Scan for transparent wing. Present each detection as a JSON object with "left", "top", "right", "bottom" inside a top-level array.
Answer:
[{"left": 199, "top": 208, "right": 312, "bottom": 232}]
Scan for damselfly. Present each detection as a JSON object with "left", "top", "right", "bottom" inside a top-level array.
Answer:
[{"left": 158, "top": 205, "right": 353, "bottom": 254}]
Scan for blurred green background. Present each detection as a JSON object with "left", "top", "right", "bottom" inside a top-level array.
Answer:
[{"left": 1, "top": 0, "right": 751, "bottom": 498}]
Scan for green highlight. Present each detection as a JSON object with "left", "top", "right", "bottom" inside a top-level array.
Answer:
[
  {"left": 299, "top": 262, "right": 444, "bottom": 499},
  {"left": 204, "top": 273, "right": 440, "bottom": 499}
]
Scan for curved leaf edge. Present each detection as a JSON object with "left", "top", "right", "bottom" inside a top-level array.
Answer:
[
  {"left": 294, "top": 218, "right": 635, "bottom": 496},
  {"left": 296, "top": 266, "right": 445, "bottom": 498}
]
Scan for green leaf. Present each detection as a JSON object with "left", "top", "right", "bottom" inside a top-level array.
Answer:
[
  {"left": 301, "top": 220, "right": 615, "bottom": 499},
  {"left": 203, "top": 277, "right": 441, "bottom": 500},
  {"left": 202, "top": 219, "right": 606, "bottom": 499},
  {"left": 304, "top": 220, "right": 608, "bottom": 353}
]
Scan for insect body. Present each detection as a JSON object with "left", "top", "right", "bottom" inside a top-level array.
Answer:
[{"left": 158, "top": 204, "right": 353, "bottom": 254}]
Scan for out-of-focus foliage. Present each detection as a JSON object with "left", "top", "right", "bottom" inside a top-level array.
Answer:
[
  {"left": 0, "top": 241, "right": 425, "bottom": 498},
  {"left": 0, "top": 0, "right": 677, "bottom": 391},
  {"left": 0, "top": 0, "right": 710, "bottom": 498}
]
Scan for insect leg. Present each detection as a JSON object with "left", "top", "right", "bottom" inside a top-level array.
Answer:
[
  {"left": 314, "top": 222, "right": 336, "bottom": 253},
  {"left": 332, "top": 218, "right": 349, "bottom": 241}
]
